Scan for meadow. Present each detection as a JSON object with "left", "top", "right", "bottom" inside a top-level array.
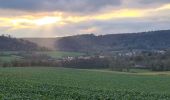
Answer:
[
  {"left": 0, "top": 51, "right": 22, "bottom": 62},
  {"left": 0, "top": 51, "right": 85, "bottom": 61},
  {"left": 35, "top": 51, "right": 85, "bottom": 58},
  {"left": 0, "top": 67, "right": 170, "bottom": 99}
]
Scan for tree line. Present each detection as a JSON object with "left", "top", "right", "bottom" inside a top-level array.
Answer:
[{"left": 1, "top": 50, "right": 170, "bottom": 72}]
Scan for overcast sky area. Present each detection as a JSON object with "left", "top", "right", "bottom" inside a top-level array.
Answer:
[{"left": 0, "top": 0, "right": 170, "bottom": 37}]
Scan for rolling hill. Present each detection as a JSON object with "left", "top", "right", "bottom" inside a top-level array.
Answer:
[
  {"left": 0, "top": 35, "right": 45, "bottom": 51},
  {"left": 24, "top": 30, "right": 170, "bottom": 52}
]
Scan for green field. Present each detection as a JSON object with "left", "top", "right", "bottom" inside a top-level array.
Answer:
[
  {"left": 0, "top": 51, "right": 85, "bottom": 61},
  {"left": 36, "top": 51, "right": 85, "bottom": 58},
  {"left": 0, "top": 67, "right": 170, "bottom": 99},
  {"left": 0, "top": 52, "right": 22, "bottom": 62}
]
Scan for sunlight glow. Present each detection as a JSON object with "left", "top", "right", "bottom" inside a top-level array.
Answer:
[
  {"left": 11, "top": 16, "right": 62, "bottom": 27},
  {"left": 35, "top": 17, "right": 61, "bottom": 26},
  {"left": 0, "top": 3, "right": 170, "bottom": 30},
  {"left": 154, "top": 4, "right": 170, "bottom": 11},
  {"left": 94, "top": 9, "right": 144, "bottom": 20}
]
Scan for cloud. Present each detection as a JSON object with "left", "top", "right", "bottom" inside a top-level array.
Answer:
[
  {"left": 0, "top": 0, "right": 121, "bottom": 13},
  {"left": 1, "top": 17, "right": 170, "bottom": 37},
  {"left": 138, "top": 0, "right": 170, "bottom": 5},
  {"left": 0, "top": 0, "right": 170, "bottom": 14},
  {"left": 122, "top": 0, "right": 170, "bottom": 9},
  {"left": 0, "top": 0, "right": 170, "bottom": 37}
]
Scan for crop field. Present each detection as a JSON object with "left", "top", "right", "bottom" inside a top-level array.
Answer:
[{"left": 0, "top": 67, "right": 170, "bottom": 99}]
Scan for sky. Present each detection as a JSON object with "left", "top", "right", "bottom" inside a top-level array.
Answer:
[{"left": 0, "top": 0, "right": 170, "bottom": 37}]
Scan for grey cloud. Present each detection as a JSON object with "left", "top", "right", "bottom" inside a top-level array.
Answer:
[
  {"left": 138, "top": 0, "right": 170, "bottom": 5},
  {"left": 0, "top": 0, "right": 121, "bottom": 13},
  {"left": 122, "top": 0, "right": 170, "bottom": 9},
  {"left": 0, "top": 0, "right": 170, "bottom": 13},
  {"left": 134, "top": 0, "right": 170, "bottom": 8},
  {"left": 95, "top": 20, "right": 170, "bottom": 34},
  {"left": 62, "top": 17, "right": 170, "bottom": 35}
]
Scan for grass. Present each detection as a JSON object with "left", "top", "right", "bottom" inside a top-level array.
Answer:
[
  {"left": 0, "top": 51, "right": 84, "bottom": 64},
  {"left": 0, "top": 67, "right": 170, "bottom": 99},
  {"left": 36, "top": 51, "right": 85, "bottom": 58},
  {"left": 0, "top": 52, "right": 22, "bottom": 62},
  {"left": 0, "top": 56, "right": 21, "bottom": 62}
]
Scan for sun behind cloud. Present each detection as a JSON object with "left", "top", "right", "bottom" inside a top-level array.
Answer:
[
  {"left": 11, "top": 16, "right": 62, "bottom": 28},
  {"left": 35, "top": 16, "right": 62, "bottom": 26},
  {"left": 0, "top": 1, "right": 170, "bottom": 37}
]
